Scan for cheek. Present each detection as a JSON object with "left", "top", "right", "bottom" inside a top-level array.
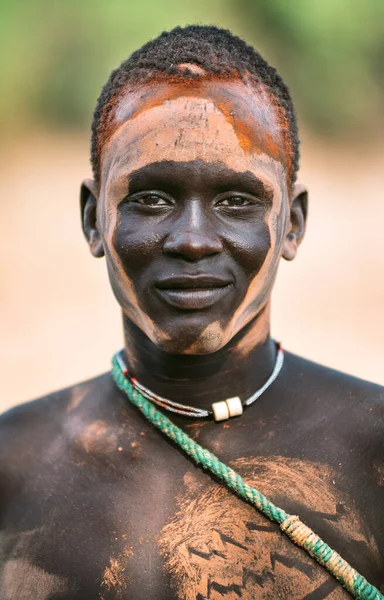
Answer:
[
  {"left": 110, "top": 209, "right": 162, "bottom": 279},
  {"left": 100, "top": 204, "right": 149, "bottom": 319},
  {"left": 231, "top": 204, "right": 286, "bottom": 329},
  {"left": 230, "top": 218, "right": 272, "bottom": 277},
  {"left": 102, "top": 215, "right": 161, "bottom": 342}
]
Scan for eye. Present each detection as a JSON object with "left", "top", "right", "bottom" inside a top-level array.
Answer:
[
  {"left": 136, "top": 193, "right": 171, "bottom": 207},
  {"left": 123, "top": 192, "right": 174, "bottom": 208},
  {"left": 215, "top": 195, "right": 254, "bottom": 208}
]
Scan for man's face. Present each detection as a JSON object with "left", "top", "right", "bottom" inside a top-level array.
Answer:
[{"left": 85, "top": 78, "right": 303, "bottom": 354}]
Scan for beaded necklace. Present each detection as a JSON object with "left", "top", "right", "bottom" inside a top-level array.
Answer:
[
  {"left": 111, "top": 353, "right": 383, "bottom": 600},
  {"left": 115, "top": 341, "right": 284, "bottom": 421}
]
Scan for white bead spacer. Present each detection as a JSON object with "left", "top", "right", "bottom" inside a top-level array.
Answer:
[
  {"left": 212, "top": 400, "right": 230, "bottom": 422},
  {"left": 225, "top": 396, "right": 243, "bottom": 417}
]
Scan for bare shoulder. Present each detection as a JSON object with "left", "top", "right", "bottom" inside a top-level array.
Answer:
[
  {"left": 0, "top": 371, "right": 141, "bottom": 521},
  {"left": 285, "top": 350, "right": 384, "bottom": 413},
  {"left": 283, "top": 351, "right": 384, "bottom": 455},
  {"left": 285, "top": 349, "right": 383, "bottom": 397},
  {"left": 0, "top": 372, "right": 121, "bottom": 472}
]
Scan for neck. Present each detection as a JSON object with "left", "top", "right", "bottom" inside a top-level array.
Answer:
[{"left": 122, "top": 304, "right": 277, "bottom": 412}]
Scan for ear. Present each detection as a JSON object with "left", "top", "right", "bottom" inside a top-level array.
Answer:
[
  {"left": 282, "top": 183, "right": 308, "bottom": 261},
  {"left": 80, "top": 178, "right": 104, "bottom": 258}
]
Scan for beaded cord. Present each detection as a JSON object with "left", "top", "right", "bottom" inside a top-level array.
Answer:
[
  {"left": 112, "top": 353, "right": 383, "bottom": 600},
  {"left": 115, "top": 341, "right": 284, "bottom": 420}
]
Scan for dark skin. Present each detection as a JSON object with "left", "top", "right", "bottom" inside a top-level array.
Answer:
[{"left": 0, "top": 76, "right": 383, "bottom": 600}]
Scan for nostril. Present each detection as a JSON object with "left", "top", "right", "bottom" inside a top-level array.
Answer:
[{"left": 163, "top": 231, "right": 223, "bottom": 260}]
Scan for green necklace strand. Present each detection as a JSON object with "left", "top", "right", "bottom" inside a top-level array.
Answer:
[{"left": 112, "top": 353, "right": 383, "bottom": 600}]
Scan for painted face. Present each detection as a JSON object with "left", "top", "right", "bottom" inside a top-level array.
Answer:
[{"left": 97, "top": 79, "right": 291, "bottom": 354}]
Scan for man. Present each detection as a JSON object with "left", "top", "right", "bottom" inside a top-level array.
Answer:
[{"left": 0, "top": 25, "right": 383, "bottom": 600}]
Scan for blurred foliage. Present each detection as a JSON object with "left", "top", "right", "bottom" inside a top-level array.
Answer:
[
  {"left": 237, "top": 0, "right": 384, "bottom": 136},
  {"left": 0, "top": 0, "right": 383, "bottom": 138}
]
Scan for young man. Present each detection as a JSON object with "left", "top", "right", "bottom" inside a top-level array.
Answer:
[{"left": 0, "top": 25, "right": 383, "bottom": 600}]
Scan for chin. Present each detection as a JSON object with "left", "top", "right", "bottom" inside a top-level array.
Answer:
[{"left": 151, "top": 321, "right": 228, "bottom": 355}]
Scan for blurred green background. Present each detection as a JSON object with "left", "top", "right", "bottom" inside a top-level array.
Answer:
[{"left": 1, "top": 0, "right": 383, "bottom": 139}]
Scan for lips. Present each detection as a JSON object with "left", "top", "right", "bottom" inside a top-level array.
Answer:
[
  {"left": 156, "top": 275, "right": 232, "bottom": 289},
  {"left": 155, "top": 274, "right": 233, "bottom": 310}
]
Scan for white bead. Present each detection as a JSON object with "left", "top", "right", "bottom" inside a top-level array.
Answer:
[
  {"left": 212, "top": 400, "right": 229, "bottom": 422},
  {"left": 226, "top": 396, "right": 243, "bottom": 417}
]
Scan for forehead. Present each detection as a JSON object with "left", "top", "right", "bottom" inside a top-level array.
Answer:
[{"left": 100, "top": 79, "right": 289, "bottom": 194}]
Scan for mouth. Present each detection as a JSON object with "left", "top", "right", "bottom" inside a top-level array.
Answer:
[{"left": 155, "top": 275, "right": 233, "bottom": 310}]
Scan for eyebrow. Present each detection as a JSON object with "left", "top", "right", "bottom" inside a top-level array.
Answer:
[{"left": 125, "top": 160, "right": 274, "bottom": 202}]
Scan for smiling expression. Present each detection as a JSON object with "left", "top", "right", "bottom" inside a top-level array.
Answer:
[{"left": 92, "top": 78, "right": 294, "bottom": 354}]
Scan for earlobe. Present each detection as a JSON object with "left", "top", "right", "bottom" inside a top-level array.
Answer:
[
  {"left": 282, "top": 183, "right": 308, "bottom": 262},
  {"left": 80, "top": 178, "right": 105, "bottom": 258}
]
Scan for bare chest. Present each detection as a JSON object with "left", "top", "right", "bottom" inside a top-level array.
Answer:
[{"left": 1, "top": 451, "right": 382, "bottom": 600}]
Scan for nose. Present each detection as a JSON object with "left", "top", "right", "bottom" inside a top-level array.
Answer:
[{"left": 163, "top": 202, "right": 223, "bottom": 261}]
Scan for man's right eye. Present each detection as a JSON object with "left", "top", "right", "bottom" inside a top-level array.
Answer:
[{"left": 132, "top": 193, "right": 171, "bottom": 207}]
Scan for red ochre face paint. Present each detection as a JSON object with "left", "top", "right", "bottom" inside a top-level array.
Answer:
[{"left": 97, "top": 75, "right": 292, "bottom": 184}]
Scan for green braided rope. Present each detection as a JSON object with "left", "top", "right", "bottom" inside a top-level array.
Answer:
[{"left": 112, "top": 354, "right": 383, "bottom": 600}]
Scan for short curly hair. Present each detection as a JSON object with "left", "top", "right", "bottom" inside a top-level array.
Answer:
[{"left": 91, "top": 25, "right": 300, "bottom": 187}]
